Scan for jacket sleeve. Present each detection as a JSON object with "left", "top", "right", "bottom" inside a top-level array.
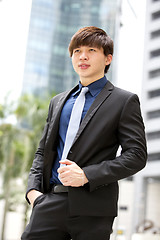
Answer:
[
  {"left": 83, "top": 94, "right": 147, "bottom": 192},
  {"left": 25, "top": 99, "right": 53, "bottom": 203}
]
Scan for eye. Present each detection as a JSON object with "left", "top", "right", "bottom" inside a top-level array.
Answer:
[
  {"left": 73, "top": 49, "right": 80, "bottom": 53},
  {"left": 89, "top": 48, "right": 96, "bottom": 52}
]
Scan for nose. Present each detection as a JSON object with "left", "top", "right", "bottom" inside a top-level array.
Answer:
[{"left": 79, "top": 51, "right": 88, "bottom": 60}]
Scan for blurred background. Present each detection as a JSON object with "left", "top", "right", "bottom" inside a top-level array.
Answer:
[{"left": 0, "top": 0, "right": 160, "bottom": 239}]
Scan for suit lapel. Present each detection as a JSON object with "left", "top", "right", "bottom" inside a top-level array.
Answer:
[
  {"left": 46, "top": 81, "right": 114, "bottom": 149},
  {"left": 46, "top": 85, "right": 79, "bottom": 148},
  {"left": 51, "top": 85, "right": 79, "bottom": 124},
  {"left": 73, "top": 81, "right": 114, "bottom": 144}
]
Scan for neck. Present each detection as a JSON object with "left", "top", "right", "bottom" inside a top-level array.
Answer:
[{"left": 80, "top": 74, "right": 104, "bottom": 86}]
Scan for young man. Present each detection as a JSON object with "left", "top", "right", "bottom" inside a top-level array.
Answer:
[{"left": 21, "top": 26, "right": 147, "bottom": 240}]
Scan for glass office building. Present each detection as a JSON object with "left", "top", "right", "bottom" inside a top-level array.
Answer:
[{"left": 22, "top": 0, "right": 119, "bottom": 95}]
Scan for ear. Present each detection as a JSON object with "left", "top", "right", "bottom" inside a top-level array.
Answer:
[{"left": 105, "top": 54, "right": 112, "bottom": 65}]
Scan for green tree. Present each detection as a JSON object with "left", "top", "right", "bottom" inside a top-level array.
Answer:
[
  {"left": 0, "top": 123, "right": 26, "bottom": 240},
  {"left": 15, "top": 93, "right": 56, "bottom": 229},
  {"left": 0, "top": 92, "right": 56, "bottom": 238},
  {"left": 0, "top": 94, "right": 24, "bottom": 239}
]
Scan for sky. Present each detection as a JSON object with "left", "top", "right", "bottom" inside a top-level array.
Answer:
[
  {"left": 0, "top": 0, "right": 32, "bottom": 103},
  {"left": 0, "top": 0, "right": 146, "bottom": 104}
]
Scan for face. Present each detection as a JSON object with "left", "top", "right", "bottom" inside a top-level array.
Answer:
[{"left": 71, "top": 46, "right": 112, "bottom": 86}]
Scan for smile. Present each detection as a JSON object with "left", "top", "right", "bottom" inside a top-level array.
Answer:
[{"left": 78, "top": 64, "right": 90, "bottom": 69}]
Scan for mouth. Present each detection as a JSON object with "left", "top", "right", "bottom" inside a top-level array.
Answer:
[{"left": 78, "top": 64, "right": 90, "bottom": 69}]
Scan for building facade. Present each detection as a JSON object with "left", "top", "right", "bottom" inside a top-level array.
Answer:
[
  {"left": 133, "top": 0, "right": 160, "bottom": 235},
  {"left": 22, "top": 0, "right": 120, "bottom": 96},
  {"left": 143, "top": 0, "right": 160, "bottom": 162}
]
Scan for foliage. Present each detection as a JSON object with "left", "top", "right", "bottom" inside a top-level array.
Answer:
[
  {"left": 0, "top": 93, "right": 15, "bottom": 120},
  {"left": 0, "top": 91, "right": 56, "bottom": 238}
]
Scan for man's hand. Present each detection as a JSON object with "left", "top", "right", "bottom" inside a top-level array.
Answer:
[
  {"left": 27, "top": 189, "right": 43, "bottom": 207},
  {"left": 58, "top": 159, "right": 88, "bottom": 187}
]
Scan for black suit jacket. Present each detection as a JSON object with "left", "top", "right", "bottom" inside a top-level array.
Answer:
[{"left": 27, "top": 81, "right": 147, "bottom": 216}]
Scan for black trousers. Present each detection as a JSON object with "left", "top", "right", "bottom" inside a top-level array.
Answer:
[{"left": 21, "top": 192, "right": 115, "bottom": 240}]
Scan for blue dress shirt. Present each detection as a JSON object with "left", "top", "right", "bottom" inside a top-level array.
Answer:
[{"left": 50, "top": 76, "right": 107, "bottom": 184}]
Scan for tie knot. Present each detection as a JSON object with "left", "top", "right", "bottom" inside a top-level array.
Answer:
[{"left": 81, "top": 87, "right": 89, "bottom": 94}]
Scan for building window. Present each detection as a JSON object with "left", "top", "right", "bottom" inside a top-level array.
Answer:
[
  {"left": 152, "top": 10, "right": 160, "bottom": 20},
  {"left": 71, "top": 3, "right": 81, "bottom": 9},
  {"left": 147, "top": 110, "right": 160, "bottom": 119},
  {"left": 29, "top": 40, "right": 49, "bottom": 52},
  {"left": 33, "top": 18, "right": 52, "bottom": 30},
  {"left": 150, "top": 49, "right": 160, "bottom": 58},
  {"left": 151, "top": 29, "right": 160, "bottom": 39},
  {"left": 147, "top": 131, "right": 160, "bottom": 140},
  {"left": 36, "top": 0, "right": 53, "bottom": 7},
  {"left": 148, "top": 89, "right": 160, "bottom": 98},
  {"left": 148, "top": 152, "right": 160, "bottom": 161},
  {"left": 149, "top": 68, "right": 160, "bottom": 78}
]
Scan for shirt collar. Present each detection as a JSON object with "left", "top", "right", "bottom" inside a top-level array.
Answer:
[{"left": 73, "top": 75, "right": 107, "bottom": 97}]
